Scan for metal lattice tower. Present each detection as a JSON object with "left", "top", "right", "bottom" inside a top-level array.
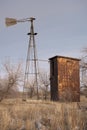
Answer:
[
  {"left": 5, "top": 17, "right": 39, "bottom": 100},
  {"left": 23, "top": 18, "right": 39, "bottom": 100}
]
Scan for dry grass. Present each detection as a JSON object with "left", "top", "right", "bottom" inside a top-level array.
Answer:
[
  {"left": 80, "top": 95, "right": 87, "bottom": 102},
  {"left": 0, "top": 98, "right": 87, "bottom": 130}
]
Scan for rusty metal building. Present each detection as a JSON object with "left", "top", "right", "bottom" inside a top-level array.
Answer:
[{"left": 49, "top": 56, "right": 80, "bottom": 102}]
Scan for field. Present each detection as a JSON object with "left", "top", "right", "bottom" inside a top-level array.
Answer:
[{"left": 0, "top": 96, "right": 87, "bottom": 130}]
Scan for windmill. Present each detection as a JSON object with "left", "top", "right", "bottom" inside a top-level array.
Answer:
[{"left": 5, "top": 17, "right": 39, "bottom": 100}]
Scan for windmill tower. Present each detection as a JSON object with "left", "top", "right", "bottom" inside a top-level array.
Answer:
[
  {"left": 5, "top": 17, "right": 39, "bottom": 100},
  {"left": 23, "top": 18, "right": 39, "bottom": 100}
]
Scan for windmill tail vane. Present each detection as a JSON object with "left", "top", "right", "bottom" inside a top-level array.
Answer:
[
  {"left": 5, "top": 18, "right": 17, "bottom": 26},
  {"left": 5, "top": 17, "right": 35, "bottom": 27}
]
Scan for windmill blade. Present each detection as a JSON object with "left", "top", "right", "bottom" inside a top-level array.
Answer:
[{"left": 5, "top": 18, "right": 17, "bottom": 27}]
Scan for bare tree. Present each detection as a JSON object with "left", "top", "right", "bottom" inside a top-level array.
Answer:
[
  {"left": 39, "top": 70, "right": 50, "bottom": 100},
  {"left": 80, "top": 48, "right": 87, "bottom": 86},
  {"left": 27, "top": 80, "right": 36, "bottom": 98},
  {"left": 0, "top": 61, "right": 23, "bottom": 101},
  {"left": 80, "top": 48, "right": 87, "bottom": 97}
]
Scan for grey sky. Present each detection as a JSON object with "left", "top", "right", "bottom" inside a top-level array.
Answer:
[{"left": 0, "top": 0, "right": 87, "bottom": 70}]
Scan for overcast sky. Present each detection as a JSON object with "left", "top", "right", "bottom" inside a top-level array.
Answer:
[{"left": 0, "top": 0, "right": 87, "bottom": 70}]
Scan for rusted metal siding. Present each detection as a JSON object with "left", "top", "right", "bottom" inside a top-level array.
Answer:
[
  {"left": 58, "top": 57, "right": 80, "bottom": 101},
  {"left": 49, "top": 56, "right": 80, "bottom": 102},
  {"left": 50, "top": 58, "right": 58, "bottom": 101}
]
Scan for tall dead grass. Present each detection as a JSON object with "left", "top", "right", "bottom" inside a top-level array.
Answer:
[{"left": 0, "top": 99, "right": 87, "bottom": 130}]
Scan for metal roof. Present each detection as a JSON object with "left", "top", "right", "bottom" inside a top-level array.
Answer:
[{"left": 49, "top": 55, "right": 81, "bottom": 61}]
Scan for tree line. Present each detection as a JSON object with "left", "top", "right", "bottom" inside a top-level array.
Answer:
[{"left": 0, "top": 60, "right": 50, "bottom": 102}]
